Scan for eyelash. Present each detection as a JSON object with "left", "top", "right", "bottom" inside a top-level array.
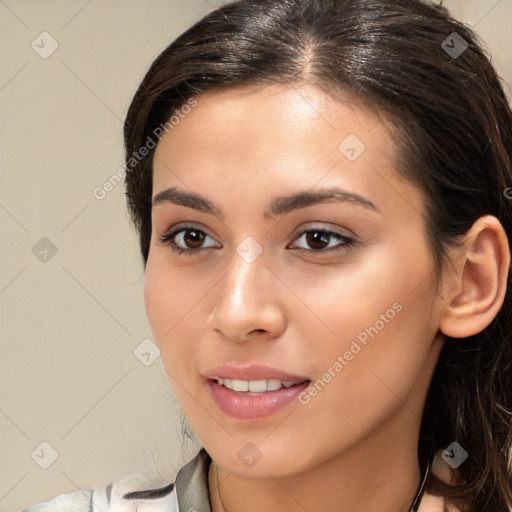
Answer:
[{"left": 158, "top": 224, "right": 356, "bottom": 257}]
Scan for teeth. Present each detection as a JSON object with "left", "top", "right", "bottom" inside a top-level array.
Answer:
[
  {"left": 232, "top": 379, "right": 249, "bottom": 392},
  {"left": 215, "top": 378, "right": 304, "bottom": 393},
  {"left": 248, "top": 380, "right": 267, "bottom": 392}
]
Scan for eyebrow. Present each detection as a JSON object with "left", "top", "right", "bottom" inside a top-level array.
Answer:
[{"left": 152, "top": 186, "right": 381, "bottom": 218}]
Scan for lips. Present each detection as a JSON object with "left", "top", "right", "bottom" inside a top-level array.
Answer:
[
  {"left": 202, "top": 364, "right": 311, "bottom": 420},
  {"left": 203, "top": 363, "right": 309, "bottom": 382},
  {"left": 206, "top": 379, "right": 310, "bottom": 420}
]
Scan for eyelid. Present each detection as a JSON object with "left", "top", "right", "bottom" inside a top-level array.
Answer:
[{"left": 291, "top": 222, "right": 355, "bottom": 239}]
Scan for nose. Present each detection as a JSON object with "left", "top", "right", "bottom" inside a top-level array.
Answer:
[{"left": 206, "top": 248, "right": 287, "bottom": 344}]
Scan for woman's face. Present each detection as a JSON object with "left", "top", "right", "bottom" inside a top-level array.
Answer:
[{"left": 145, "top": 84, "right": 445, "bottom": 477}]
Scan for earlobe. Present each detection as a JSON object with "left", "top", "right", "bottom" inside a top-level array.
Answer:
[{"left": 439, "top": 215, "right": 511, "bottom": 339}]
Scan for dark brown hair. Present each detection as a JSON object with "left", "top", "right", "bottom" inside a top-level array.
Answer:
[{"left": 123, "top": 1, "right": 512, "bottom": 510}]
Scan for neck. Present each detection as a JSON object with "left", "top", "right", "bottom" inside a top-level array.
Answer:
[{"left": 208, "top": 405, "right": 424, "bottom": 512}]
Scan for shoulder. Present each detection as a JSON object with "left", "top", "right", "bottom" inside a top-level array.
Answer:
[
  {"left": 418, "top": 450, "right": 462, "bottom": 512},
  {"left": 419, "top": 491, "right": 461, "bottom": 512},
  {"left": 20, "top": 475, "right": 179, "bottom": 512},
  {"left": 20, "top": 490, "right": 93, "bottom": 512},
  {"left": 93, "top": 476, "right": 179, "bottom": 512},
  {"left": 19, "top": 448, "right": 210, "bottom": 512}
]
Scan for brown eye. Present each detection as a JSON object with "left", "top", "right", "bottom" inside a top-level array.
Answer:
[
  {"left": 158, "top": 224, "right": 220, "bottom": 255},
  {"left": 290, "top": 228, "right": 356, "bottom": 255},
  {"left": 181, "top": 229, "right": 206, "bottom": 249}
]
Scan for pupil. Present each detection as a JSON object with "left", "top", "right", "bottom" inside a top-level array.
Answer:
[
  {"left": 185, "top": 230, "right": 204, "bottom": 248},
  {"left": 306, "top": 231, "right": 329, "bottom": 249}
]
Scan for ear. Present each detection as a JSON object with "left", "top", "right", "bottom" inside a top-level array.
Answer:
[{"left": 439, "top": 215, "right": 511, "bottom": 339}]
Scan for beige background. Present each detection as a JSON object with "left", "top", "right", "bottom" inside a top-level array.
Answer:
[{"left": 1, "top": 1, "right": 511, "bottom": 511}]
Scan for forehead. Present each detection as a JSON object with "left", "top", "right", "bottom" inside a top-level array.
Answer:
[
  {"left": 156, "top": 83, "right": 387, "bottom": 157},
  {"left": 152, "top": 83, "right": 423, "bottom": 221}
]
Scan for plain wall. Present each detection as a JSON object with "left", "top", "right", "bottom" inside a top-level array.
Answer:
[{"left": 1, "top": 1, "right": 511, "bottom": 511}]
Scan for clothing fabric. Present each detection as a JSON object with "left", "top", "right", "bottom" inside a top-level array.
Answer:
[
  {"left": 20, "top": 449, "right": 211, "bottom": 512},
  {"left": 21, "top": 447, "right": 430, "bottom": 512}
]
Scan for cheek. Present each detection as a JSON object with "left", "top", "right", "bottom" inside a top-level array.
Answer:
[
  {"left": 288, "top": 289, "right": 437, "bottom": 459},
  {"left": 283, "top": 242, "right": 428, "bottom": 345},
  {"left": 143, "top": 256, "right": 203, "bottom": 372},
  {"left": 291, "top": 241, "right": 437, "bottom": 398},
  {"left": 144, "top": 259, "right": 173, "bottom": 338},
  {"left": 144, "top": 251, "right": 206, "bottom": 334}
]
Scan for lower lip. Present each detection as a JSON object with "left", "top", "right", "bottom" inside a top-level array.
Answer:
[{"left": 206, "top": 379, "right": 310, "bottom": 421}]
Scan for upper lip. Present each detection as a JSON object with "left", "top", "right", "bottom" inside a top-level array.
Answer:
[{"left": 203, "top": 364, "right": 310, "bottom": 382}]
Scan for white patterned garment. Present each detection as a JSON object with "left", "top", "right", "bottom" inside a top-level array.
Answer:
[
  {"left": 20, "top": 449, "right": 211, "bottom": 512},
  {"left": 19, "top": 490, "right": 93, "bottom": 512}
]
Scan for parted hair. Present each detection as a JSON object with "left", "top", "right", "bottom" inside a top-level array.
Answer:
[{"left": 123, "top": 1, "right": 512, "bottom": 510}]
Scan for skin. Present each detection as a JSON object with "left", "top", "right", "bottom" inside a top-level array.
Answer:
[{"left": 144, "top": 83, "right": 509, "bottom": 512}]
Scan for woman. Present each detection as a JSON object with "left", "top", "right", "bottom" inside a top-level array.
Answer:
[{"left": 22, "top": 0, "right": 512, "bottom": 511}]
